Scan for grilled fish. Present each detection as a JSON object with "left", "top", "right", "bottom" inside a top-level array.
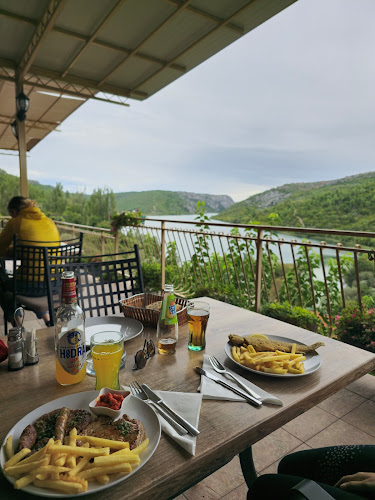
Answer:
[{"left": 229, "top": 334, "right": 324, "bottom": 354}]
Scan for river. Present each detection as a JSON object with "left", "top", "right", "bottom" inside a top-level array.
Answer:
[{"left": 143, "top": 213, "right": 338, "bottom": 267}]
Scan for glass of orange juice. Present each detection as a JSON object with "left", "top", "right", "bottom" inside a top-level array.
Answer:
[{"left": 90, "top": 331, "right": 125, "bottom": 390}]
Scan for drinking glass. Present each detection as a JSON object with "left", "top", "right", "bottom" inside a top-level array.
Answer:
[
  {"left": 187, "top": 301, "right": 210, "bottom": 351},
  {"left": 90, "top": 331, "right": 124, "bottom": 390}
]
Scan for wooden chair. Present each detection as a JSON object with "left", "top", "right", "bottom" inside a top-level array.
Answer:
[
  {"left": 46, "top": 245, "right": 144, "bottom": 323},
  {"left": 2, "top": 233, "right": 84, "bottom": 333}
]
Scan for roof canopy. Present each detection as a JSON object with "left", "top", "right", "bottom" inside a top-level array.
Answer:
[{"left": 0, "top": 0, "right": 297, "bottom": 151}]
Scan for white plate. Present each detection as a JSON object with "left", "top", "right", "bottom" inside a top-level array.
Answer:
[
  {"left": 1, "top": 391, "right": 161, "bottom": 497},
  {"left": 85, "top": 316, "right": 143, "bottom": 344},
  {"left": 225, "top": 335, "right": 322, "bottom": 378}
]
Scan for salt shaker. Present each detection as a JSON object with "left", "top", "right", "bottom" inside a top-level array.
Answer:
[
  {"left": 8, "top": 326, "right": 24, "bottom": 371},
  {"left": 24, "top": 328, "right": 39, "bottom": 365}
]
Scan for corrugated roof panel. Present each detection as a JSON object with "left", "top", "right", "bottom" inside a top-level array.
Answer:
[
  {"left": 33, "top": 31, "right": 85, "bottom": 73},
  {"left": 55, "top": 0, "right": 117, "bottom": 35},
  {"left": 105, "top": 56, "right": 161, "bottom": 90},
  {"left": 67, "top": 44, "right": 127, "bottom": 81}
]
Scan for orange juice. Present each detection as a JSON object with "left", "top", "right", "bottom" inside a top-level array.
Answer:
[{"left": 91, "top": 343, "right": 123, "bottom": 390}]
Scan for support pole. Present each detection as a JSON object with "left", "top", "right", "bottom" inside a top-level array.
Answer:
[{"left": 16, "top": 81, "right": 29, "bottom": 197}]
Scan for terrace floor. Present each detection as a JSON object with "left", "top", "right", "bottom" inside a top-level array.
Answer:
[{"left": 1, "top": 311, "right": 375, "bottom": 500}]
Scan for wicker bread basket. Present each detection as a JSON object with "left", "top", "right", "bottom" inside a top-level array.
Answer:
[{"left": 120, "top": 292, "right": 188, "bottom": 327}]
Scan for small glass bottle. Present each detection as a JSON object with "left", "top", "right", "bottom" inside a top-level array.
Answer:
[
  {"left": 156, "top": 284, "right": 178, "bottom": 355},
  {"left": 55, "top": 271, "right": 86, "bottom": 385},
  {"left": 8, "top": 326, "right": 24, "bottom": 371}
]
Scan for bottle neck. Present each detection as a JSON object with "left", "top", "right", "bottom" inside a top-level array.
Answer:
[{"left": 61, "top": 277, "right": 77, "bottom": 305}]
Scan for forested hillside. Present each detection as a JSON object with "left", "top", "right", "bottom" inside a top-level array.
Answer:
[
  {"left": 216, "top": 172, "right": 375, "bottom": 231},
  {"left": 115, "top": 190, "right": 233, "bottom": 214},
  {"left": 0, "top": 169, "right": 115, "bottom": 227}
]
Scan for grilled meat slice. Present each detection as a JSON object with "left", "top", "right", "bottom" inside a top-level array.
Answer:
[
  {"left": 17, "top": 424, "right": 37, "bottom": 451},
  {"left": 18, "top": 408, "right": 92, "bottom": 452},
  {"left": 81, "top": 414, "right": 146, "bottom": 449},
  {"left": 65, "top": 409, "right": 92, "bottom": 435},
  {"left": 229, "top": 334, "right": 325, "bottom": 353}
]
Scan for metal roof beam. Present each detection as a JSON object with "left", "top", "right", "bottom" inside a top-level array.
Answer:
[
  {"left": 0, "top": 8, "right": 186, "bottom": 75},
  {"left": 98, "top": 0, "right": 192, "bottom": 86},
  {"left": 17, "top": 0, "right": 66, "bottom": 81}
]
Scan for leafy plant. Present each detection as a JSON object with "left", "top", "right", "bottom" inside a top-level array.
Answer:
[
  {"left": 261, "top": 302, "right": 321, "bottom": 332},
  {"left": 335, "top": 301, "right": 375, "bottom": 352},
  {"left": 110, "top": 209, "right": 144, "bottom": 232}
]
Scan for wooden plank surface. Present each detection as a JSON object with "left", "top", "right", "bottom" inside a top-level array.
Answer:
[{"left": 1, "top": 297, "right": 375, "bottom": 499}]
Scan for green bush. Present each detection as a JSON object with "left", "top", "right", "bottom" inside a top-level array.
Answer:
[
  {"left": 335, "top": 301, "right": 375, "bottom": 352},
  {"left": 261, "top": 302, "right": 321, "bottom": 332},
  {"left": 141, "top": 262, "right": 174, "bottom": 293}
]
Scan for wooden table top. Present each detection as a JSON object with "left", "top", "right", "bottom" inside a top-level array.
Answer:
[{"left": 1, "top": 297, "right": 375, "bottom": 499}]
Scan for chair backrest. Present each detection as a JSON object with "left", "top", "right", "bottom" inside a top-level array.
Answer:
[
  {"left": 46, "top": 245, "right": 144, "bottom": 322},
  {"left": 12, "top": 233, "right": 84, "bottom": 298}
]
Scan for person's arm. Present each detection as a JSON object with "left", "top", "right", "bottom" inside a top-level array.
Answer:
[
  {"left": 0, "top": 219, "right": 16, "bottom": 256},
  {"left": 335, "top": 472, "right": 375, "bottom": 494}
]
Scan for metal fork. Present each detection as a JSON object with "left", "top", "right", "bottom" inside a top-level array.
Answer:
[
  {"left": 129, "top": 381, "right": 188, "bottom": 436},
  {"left": 208, "top": 356, "right": 262, "bottom": 400}
]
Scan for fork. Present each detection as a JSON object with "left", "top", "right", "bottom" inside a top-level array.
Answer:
[
  {"left": 208, "top": 356, "right": 262, "bottom": 400},
  {"left": 129, "top": 381, "right": 188, "bottom": 436}
]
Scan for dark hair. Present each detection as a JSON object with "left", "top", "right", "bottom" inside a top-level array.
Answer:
[{"left": 7, "top": 196, "right": 37, "bottom": 214}]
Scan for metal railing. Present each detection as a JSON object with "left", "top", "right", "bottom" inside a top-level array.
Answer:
[{"left": 2, "top": 215, "right": 375, "bottom": 329}]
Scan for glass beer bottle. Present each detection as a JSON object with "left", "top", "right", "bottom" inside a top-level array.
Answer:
[
  {"left": 156, "top": 284, "right": 178, "bottom": 355},
  {"left": 55, "top": 271, "right": 86, "bottom": 385}
]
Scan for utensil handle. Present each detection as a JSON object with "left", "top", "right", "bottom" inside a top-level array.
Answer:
[
  {"left": 216, "top": 380, "right": 262, "bottom": 407},
  {"left": 149, "top": 402, "right": 189, "bottom": 436},
  {"left": 226, "top": 373, "right": 262, "bottom": 400},
  {"left": 158, "top": 401, "right": 200, "bottom": 436}
]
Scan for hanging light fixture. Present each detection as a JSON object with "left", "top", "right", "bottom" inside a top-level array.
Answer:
[
  {"left": 11, "top": 120, "right": 18, "bottom": 139},
  {"left": 16, "top": 92, "right": 30, "bottom": 122}
]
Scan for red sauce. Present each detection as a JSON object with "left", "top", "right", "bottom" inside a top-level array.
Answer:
[{"left": 96, "top": 393, "right": 125, "bottom": 410}]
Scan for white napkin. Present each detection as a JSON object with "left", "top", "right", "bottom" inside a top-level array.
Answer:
[
  {"left": 122, "top": 386, "right": 202, "bottom": 456},
  {"left": 198, "top": 355, "right": 283, "bottom": 406}
]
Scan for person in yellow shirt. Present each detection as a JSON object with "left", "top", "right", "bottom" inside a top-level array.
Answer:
[
  {"left": 0, "top": 196, "right": 60, "bottom": 325},
  {"left": 0, "top": 196, "right": 60, "bottom": 255}
]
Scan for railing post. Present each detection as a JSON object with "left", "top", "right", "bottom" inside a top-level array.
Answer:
[
  {"left": 161, "top": 221, "right": 166, "bottom": 292},
  {"left": 115, "top": 231, "right": 119, "bottom": 254},
  {"left": 101, "top": 231, "right": 105, "bottom": 260},
  {"left": 255, "top": 229, "right": 263, "bottom": 313}
]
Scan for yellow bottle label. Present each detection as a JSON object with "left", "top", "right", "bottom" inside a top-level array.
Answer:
[{"left": 57, "top": 328, "right": 86, "bottom": 375}]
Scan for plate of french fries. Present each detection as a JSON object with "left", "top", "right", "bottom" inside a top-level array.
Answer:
[
  {"left": 0, "top": 391, "right": 161, "bottom": 497},
  {"left": 225, "top": 335, "right": 322, "bottom": 378}
]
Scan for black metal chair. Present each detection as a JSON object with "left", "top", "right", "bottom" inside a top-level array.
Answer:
[
  {"left": 46, "top": 245, "right": 144, "bottom": 323},
  {"left": 1, "top": 233, "right": 84, "bottom": 333}
]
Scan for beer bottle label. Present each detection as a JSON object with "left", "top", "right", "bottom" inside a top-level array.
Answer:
[
  {"left": 57, "top": 328, "right": 86, "bottom": 374},
  {"left": 164, "top": 294, "right": 177, "bottom": 325}
]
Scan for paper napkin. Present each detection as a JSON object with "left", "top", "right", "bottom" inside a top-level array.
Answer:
[
  {"left": 122, "top": 386, "right": 202, "bottom": 456},
  {"left": 198, "top": 355, "right": 283, "bottom": 406}
]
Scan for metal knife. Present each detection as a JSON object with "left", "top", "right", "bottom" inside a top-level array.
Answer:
[
  {"left": 196, "top": 367, "right": 262, "bottom": 407},
  {"left": 141, "top": 384, "right": 200, "bottom": 436}
]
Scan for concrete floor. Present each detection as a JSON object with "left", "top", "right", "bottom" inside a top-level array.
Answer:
[{"left": 2, "top": 311, "right": 375, "bottom": 500}]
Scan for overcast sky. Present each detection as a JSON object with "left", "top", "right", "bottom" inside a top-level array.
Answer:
[{"left": 1, "top": 0, "right": 375, "bottom": 203}]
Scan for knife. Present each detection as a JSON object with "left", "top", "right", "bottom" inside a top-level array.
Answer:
[
  {"left": 196, "top": 367, "right": 262, "bottom": 408},
  {"left": 141, "top": 384, "right": 200, "bottom": 436}
]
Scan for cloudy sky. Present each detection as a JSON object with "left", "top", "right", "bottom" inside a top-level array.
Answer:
[{"left": 1, "top": 0, "right": 375, "bottom": 202}]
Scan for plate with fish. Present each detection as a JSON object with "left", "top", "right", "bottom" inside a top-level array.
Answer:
[
  {"left": 0, "top": 391, "right": 161, "bottom": 497},
  {"left": 225, "top": 334, "right": 324, "bottom": 377}
]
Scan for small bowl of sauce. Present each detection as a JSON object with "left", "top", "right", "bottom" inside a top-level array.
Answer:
[{"left": 89, "top": 387, "right": 130, "bottom": 418}]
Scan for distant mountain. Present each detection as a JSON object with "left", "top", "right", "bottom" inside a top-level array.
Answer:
[
  {"left": 115, "top": 190, "right": 234, "bottom": 215},
  {"left": 215, "top": 171, "right": 375, "bottom": 231}
]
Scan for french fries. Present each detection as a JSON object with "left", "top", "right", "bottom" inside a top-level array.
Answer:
[
  {"left": 2, "top": 430, "right": 149, "bottom": 494},
  {"left": 232, "top": 344, "right": 306, "bottom": 375}
]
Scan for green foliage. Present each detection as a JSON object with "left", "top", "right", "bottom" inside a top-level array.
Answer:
[
  {"left": 261, "top": 302, "right": 321, "bottom": 332},
  {"left": 335, "top": 301, "right": 375, "bottom": 352},
  {"left": 110, "top": 209, "right": 144, "bottom": 232},
  {"left": 215, "top": 171, "right": 375, "bottom": 238},
  {"left": 141, "top": 262, "right": 175, "bottom": 292}
]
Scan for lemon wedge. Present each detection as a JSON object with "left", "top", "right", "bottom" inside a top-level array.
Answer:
[{"left": 247, "top": 334, "right": 269, "bottom": 340}]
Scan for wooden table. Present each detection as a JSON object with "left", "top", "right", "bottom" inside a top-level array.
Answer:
[{"left": 1, "top": 297, "right": 375, "bottom": 499}]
